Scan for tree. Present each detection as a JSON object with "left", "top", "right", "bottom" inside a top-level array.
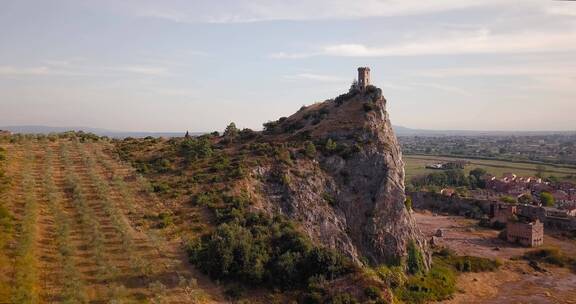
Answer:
[
  {"left": 349, "top": 79, "right": 358, "bottom": 92},
  {"left": 404, "top": 196, "right": 413, "bottom": 211},
  {"left": 469, "top": 168, "right": 487, "bottom": 180},
  {"left": 304, "top": 142, "right": 316, "bottom": 158},
  {"left": 407, "top": 240, "right": 425, "bottom": 275},
  {"left": 500, "top": 196, "right": 517, "bottom": 204},
  {"left": 540, "top": 192, "right": 555, "bottom": 207},
  {"left": 223, "top": 122, "right": 239, "bottom": 138},
  {"left": 535, "top": 165, "right": 546, "bottom": 178},
  {"left": 325, "top": 139, "right": 337, "bottom": 152},
  {"left": 518, "top": 193, "right": 533, "bottom": 205},
  {"left": 469, "top": 168, "right": 487, "bottom": 189}
]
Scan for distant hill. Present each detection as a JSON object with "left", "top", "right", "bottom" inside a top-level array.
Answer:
[
  {"left": 0, "top": 125, "right": 202, "bottom": 138},
  {"left": 392, "top": 125, "right": 575, "bottom": 136},
  {"left": 2, "top": 125, "right": 573, "bottom": 138}
]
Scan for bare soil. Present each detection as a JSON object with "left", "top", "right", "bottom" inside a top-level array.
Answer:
[{"left": 414, "top": 210, "right": 576, "bottom": 304}]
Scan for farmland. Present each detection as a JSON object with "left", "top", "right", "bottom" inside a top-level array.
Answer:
[
  {"left": 404, "top": 154, "right": 576, "bottom": 182},
  {"left": 0, "top": 135, "right": 221, "bottom": 303}
]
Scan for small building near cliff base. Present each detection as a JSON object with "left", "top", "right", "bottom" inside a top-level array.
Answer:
[
  {"left": 440, "top": 188, "right": 456, "bottom": 197},
  {"left": 506, "top": 219, "right": 544, "bottom": 247},
  {"left": 490, "top": 202, "right": 517, "bottom": 224}
]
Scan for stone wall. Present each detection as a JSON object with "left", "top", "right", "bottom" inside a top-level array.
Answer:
[{"left": 411, "top": 191, "right": 576, "bottom": 232}]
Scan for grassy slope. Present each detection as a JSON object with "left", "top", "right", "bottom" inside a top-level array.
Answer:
[{"left": 0, "top": 136, "right": 222, "bottom": 303}]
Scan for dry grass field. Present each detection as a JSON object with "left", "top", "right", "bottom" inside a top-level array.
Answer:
[
  {"left": 414, "top": 211, "right": 576, "bottom": 304},
  {"left": 0, "top": 136, "right": 223, "bottom": 303}
]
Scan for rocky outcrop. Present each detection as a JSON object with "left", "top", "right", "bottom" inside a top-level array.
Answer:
[{"left": 255, "top": 87, "right": 430, "bottom": 267}]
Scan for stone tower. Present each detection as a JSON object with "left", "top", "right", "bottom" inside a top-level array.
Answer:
[{"left": 357, "top": 67, "right": 371, "bottom": 90}]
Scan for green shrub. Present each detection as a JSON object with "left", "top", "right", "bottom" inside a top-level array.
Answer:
[
  {"left": 397, "top": 264, "right": 456, "bottom": 303},
  {"left": 323, "top": 192, "right": 336, "bottom": 206},
  {"left": 180, "top": 137, "right": 213, "bottom": 162},
  {"left": 404, "top": 196, "right": 413, "bottom": 211},
  {"left": 325, "top": 139, "right": 337, "bottom": 152},
  {"left": 522, "top": 248, "right": 575, "bottom": 268},
  {"left": 375, "top": 265, "right": 406, "bottom": 289},
  {"left": 330, "top": 293, "right": 359, "bottom": 304},
  {"left": 407, "top": 240, "right": 425, "bottom": 275},
  {"left": 364, "top": 286, "right": 382, "bottom": 300},
  {"left": 499, "top": 196, "right": 517, "bottom": 204},
  {"left": 188, "top": 207, "right": 353, "bottom": 289},
  {"left": 435, "top": 248, "right": 501, "bottom": 272},
  {"left": 305, "top": 142, "right": 317, "bottom": 158},
  {"left": 224, "top": 122, "right": 239, "bottom": 138}
]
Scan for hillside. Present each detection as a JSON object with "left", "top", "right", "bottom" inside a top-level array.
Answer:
[
  {"left": 112, "top": 85, "right": 430, "bottom": 301},
  {"left": 0, "top": 85, "right": 432, "bottom": 303},
  {"left": 0, "top": 134, "right": 223, "bottom": 303}
]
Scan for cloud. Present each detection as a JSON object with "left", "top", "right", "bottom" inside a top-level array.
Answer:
[
  {"left": 119, "top": 0, "right": 512, "bottom": 24},
  {"left": 272, "top": 29, "right": 576, "bottom": 58},
  {"left": 283, "top": 73, "right": 348, "bottom": 83},
  {"left": 0, "top": 64, "right": 170, "bottom": 78},
  {"left": 412, "top": 64, "right": 576, "bottom": 78},
  {"left": 105, "top": 65, "right": 169, "bottom": 76},
  {"left": 0, "top": 66, "right": 80, "bottom": 76}
]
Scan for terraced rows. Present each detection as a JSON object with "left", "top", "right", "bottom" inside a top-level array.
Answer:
[{"left": 0, "top": 138, "right": 221, "bottom": 303}]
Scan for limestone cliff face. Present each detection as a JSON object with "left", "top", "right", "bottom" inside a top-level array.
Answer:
[{"left": 253, "top": 87, "right": 429, "bottom": 267}]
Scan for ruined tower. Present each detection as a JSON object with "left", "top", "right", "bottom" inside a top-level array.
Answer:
[{"left": 357, "top": 67, "right": 371, "bottom": 90}]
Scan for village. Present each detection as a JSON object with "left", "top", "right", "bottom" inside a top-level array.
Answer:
[{"left": 412, "top": 171, "right": 576, "bottom": 302}]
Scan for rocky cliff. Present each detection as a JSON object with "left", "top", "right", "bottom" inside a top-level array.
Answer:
[{"left": 253, "top": 86, "right": 430, "bottom": 267}]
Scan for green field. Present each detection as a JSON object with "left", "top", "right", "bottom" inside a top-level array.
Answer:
[{"left": 403, "top": 154, "right": 576, "bottom": 183}]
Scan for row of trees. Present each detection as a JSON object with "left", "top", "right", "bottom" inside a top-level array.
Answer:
[
  {"left": 45, "top": 147, "right": 87, "bottom": 302},
  {"left": 410, "top": 168, "right": 488, "bottom": 190},
  {"left": 62, "top": 143, "right": 119, "bottom": 284},
  {"left": 12, "top": 145, "right": 40, "bottom": 303},
  {"left": 0, "top": 146, "right": 12, "bottom": 298},
  {"left": 80, "top": 143, "right": 155, "bottom": 281}
]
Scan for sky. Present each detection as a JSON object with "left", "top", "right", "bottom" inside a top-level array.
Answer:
[{"left": 0, "top": 0, "right": 575, "bottom": 132}]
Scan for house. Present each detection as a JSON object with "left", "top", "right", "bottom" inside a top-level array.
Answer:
[
  {"left": 440, "top": 188, "right": 456, "bottom": 197},
  {"left": 426, "top": 163, "right": 444, "bottom": 169},
  {"left": 543, "top": 207, "right": 572, "bottom": 218},
  {"left": 506, "top": 219, "right": 544, "bottom": 247}
]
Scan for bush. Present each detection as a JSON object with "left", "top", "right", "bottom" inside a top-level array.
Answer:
[
  {"left": 404, "top": 196, "right": 413, "bottom": 211},
  {"left": 180, "top": 137, "right": 213, "bottom": 162},
  {"left": 305, "top": 142, "right": 317, "bottom": 158},
  {"left": 330, "top": 293, "right": 359, "bottom": 304},
  {"left": 522, "top": 248, "right": 575, "bottom": 268},
  {"left": 364, "top": 286, "right": 382, "bottom": 300},
  {"left": 407, "top": 240, "right": 425, "bottom": 275},
  {"left": 397, "top": 264, "right": 456, "bottom": 303},
  {"left": 363, "top": 103, "right": 379, "bottom": 112},
  {"left": 223, "top": 122, "right": 239, "bottom": 138},
  {"left": 500, "top": 196, "right": 517, "bottom": 204},
  {"left": 540, "top": 192, "right": 555, "bottom": 206},
  {"left": 435, "top": 248, "right": 501, "bottom": 272},
  {"left": 188, "top": 206, "right": 353, "bottom": 289},
  {"left": 325, "top": 139, "right": 337, "bottom": 153},
  {"left": 334, "top": 89, "right": 359, "bottom": 105},
  {"left": 375, "top": 265, "right": 406, "bottom": 289}
]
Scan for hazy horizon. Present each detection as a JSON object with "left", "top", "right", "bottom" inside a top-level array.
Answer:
[{"left": 1, "top": 0, "right": 575, "bottom": 132}]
